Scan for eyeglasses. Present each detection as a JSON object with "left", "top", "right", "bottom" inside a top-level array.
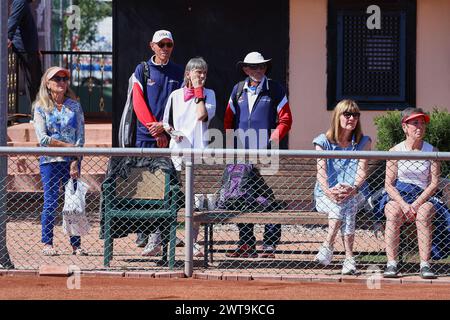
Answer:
[
  {"left": 244, "top": 64, "right": 266, "bottom": 70},
  {"left": 50, "top": 76, "right": 69, "bottom": 83},
  {"left": 157, "top": 41, "right": 173, "bottom": 48},
  {"left": 342, "top": 112, "right": 360, "bottom": 119}
]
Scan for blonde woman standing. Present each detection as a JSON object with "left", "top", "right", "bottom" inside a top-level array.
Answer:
[{"left": 33, "top": 66, "right": 85, "bottom": 256}]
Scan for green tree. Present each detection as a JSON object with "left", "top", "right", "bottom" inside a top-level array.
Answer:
[
  {"left": 374, "top": 108, "right": 450, "bottom": 177},
  {"left": 61, "top": 0, "right": 112, "bottom": 50}
]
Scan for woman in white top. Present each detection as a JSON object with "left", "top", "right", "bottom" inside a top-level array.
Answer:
[
  {"left": 163, "top": 57, "right": 216, "bottom": 258},
  {"left": 383, "top": 108, "right": 440, "bottom": 279},
  {"left": 163, "top": 56, "right": 216, "bottom": 171}
]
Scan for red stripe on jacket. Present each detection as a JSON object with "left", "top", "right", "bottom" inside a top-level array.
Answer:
[
  {"left": 132, "top": 82, "right": 157, "bottom": 126},
  {"left": 271, "top": 102, "right": 292, "bottom": 142}
]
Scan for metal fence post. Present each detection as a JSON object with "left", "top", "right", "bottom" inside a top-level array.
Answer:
[
  {"left": 184, "top": 159, "right": 194, "bottom": 277},
  {"left": 0, "top": 0, "right": 14, "bottom": 269}
]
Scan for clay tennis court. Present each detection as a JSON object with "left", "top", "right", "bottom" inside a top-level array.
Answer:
[{"left": 1, "top": 275, "right": 449, "bottom": 300}]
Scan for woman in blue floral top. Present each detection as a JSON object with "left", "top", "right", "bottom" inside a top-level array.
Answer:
[{"left": 33, "top": 66, "right": 86, "bottom": 256}]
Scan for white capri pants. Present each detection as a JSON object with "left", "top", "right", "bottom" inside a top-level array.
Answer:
[{"left": 315, "top": 192, "right": 365, "bottom": 236}]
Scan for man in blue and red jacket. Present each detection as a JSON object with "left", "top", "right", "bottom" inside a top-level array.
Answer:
[
  {"left": 132, "top": 30, "right": 184, "bottom": 256},
  {"left": 224, "top": 52, "right": 293, "bottom": 259}
]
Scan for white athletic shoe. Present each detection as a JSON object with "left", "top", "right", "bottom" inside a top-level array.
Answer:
[
  {"left": 341, "top": 257, "right": 357, "bottom": 275},
  {"left": 193, "top": 243, "right": 204, "bottom": 258},
  {"left": 142, "top": 243, "right": 162, "bottom": 257},
  {"left": 314, "top": 244, "right": 333, "bottom": 266}
]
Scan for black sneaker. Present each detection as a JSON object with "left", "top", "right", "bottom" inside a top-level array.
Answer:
[
  {"left": 383, "top": 265, "right": 399, "bottom": 278},
  {"left": 420, "top": 266, "right": 437, "bottom": 279}
]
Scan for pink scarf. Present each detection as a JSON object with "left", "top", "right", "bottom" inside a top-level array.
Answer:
[{"left": 184, "top": 87, "right": 195, "bottom": 102}]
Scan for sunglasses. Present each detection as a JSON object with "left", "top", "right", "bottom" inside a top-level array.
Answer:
[
  {"left": 157, "top": 41, "right": 174, "bottom": 48},
  {"left": 342, "top": 111, "right": 360, "bottom": 119},
  {"left": 50, "top": 76, "right": 69, "bottom": 82},
  {"left": 244, "top": 63, "right": 266, "bottom": 70}
]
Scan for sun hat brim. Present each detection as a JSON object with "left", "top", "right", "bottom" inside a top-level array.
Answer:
[
  {"left": 401, "top": 113, "right": 430, "bottom": 124},
  {"left": 46, "top": 67, "right": 70, "bottom": 81}
]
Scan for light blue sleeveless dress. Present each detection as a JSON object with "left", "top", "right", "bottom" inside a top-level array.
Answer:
[{"left": 313, "top": 133, "right": 371, "bottom": 235}]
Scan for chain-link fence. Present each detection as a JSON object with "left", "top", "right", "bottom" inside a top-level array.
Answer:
[{"left": 0, "top": 148, "right": 448, "bottom": 278}]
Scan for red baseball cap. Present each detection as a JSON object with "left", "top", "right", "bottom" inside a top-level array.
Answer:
[{"left": 401, "top": 112, "right": 430, "bottom": 124}]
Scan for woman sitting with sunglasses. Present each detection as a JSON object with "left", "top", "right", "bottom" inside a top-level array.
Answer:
[
  {"left": 381, "top": 108, "right": 449, "bottom": 279},
  {"left": 313, "top": 99, "right": 371, "bottom": 275},
  {"left": 33, "top": 66, "right": 86, "bottom": 256}
]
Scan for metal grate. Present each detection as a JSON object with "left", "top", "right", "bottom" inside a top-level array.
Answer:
[
  {"left": 340, "top": 13, "right": 404, "bottom": 98},
  {"left": 7, "top": 48, "right": 19, "bottom": 114}
]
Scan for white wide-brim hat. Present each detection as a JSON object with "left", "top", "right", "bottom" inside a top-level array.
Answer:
[{"left": 237, "top": 51, "right": 272, "bottom": 67}]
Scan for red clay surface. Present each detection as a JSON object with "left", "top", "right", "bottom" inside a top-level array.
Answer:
[{"left": 0, "top": 276, "right": 449, "bottom": 300}]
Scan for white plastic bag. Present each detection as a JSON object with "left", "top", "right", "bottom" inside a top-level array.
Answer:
[{"left": 62, "top": 179, "right": 90, "bottom": 236}]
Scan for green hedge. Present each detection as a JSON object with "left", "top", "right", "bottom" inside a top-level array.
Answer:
[{"left": 374, "top": 108, "right": 450, "bottom": 177}]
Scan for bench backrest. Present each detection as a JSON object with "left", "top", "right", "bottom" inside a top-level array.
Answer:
[
  {"left": 115, "top": 168, "right": 167, "bottom": 200},
  {"left": 186, "top": 159, "right": 383, "bottom": 211}
]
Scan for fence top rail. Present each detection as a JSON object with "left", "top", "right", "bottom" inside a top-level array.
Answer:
[
  {"left": 40, "top": 50, "right": 113, "bottom": 55},
  {"left": 0, "top": 147, "right": 449, "bottom": 161}
]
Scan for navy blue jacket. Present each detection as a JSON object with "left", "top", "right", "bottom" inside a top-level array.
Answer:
[
  {"left": 132, "top": 58, "right": 184, "bottom": 144},
  {"left": 224, "top": 77, "right": 292, "bottom": 149},
  {"left": 8, "top": 0, "right": 39, "bottom": 53}
]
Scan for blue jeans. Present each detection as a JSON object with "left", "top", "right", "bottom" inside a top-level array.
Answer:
[
  {"left": 40, "top": 162, "right": 80, "bottom": 248},
  {"left": 238, "top": 223, "right": 281, "bottom": 248}
]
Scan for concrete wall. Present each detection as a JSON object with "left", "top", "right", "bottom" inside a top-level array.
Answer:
[{"left": 289, "top": 0, "right": 450, "bottom": 150}]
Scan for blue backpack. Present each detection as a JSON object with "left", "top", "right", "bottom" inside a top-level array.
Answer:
[{"left": 216, "top": 164, "right": 274, "bottom": 212}]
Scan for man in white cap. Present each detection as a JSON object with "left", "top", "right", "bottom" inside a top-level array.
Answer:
[
  {"left": 131, "top": 30, "right": 184, "bottom": 256},
  {"left": 224, "top": 51, "right": 293, "bottom": 259}
]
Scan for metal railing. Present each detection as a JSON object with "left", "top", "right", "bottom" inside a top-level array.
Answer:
[
  {"left": 7, "top": 48, "right": 19, "bottom": 115},
  {"left": 0, "top": 147, "right": 448, "bottom": 278},
  {"left": 41, "top": 50, "right": 113, "bottom": 114},
  {"left": 7, "top": 50, "right": 113, "bottom": 117}
]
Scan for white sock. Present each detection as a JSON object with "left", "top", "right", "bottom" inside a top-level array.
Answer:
[{"left": 420, "top": 261, "right": 430, "bottom": 269}]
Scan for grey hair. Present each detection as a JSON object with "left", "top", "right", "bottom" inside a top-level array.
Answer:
[
  {"left": 184, "top": 57, "right": 208, "bottom": 85},
  {"left": 401, "top": 107, "right": 425, "bottom": 118},
  {"left": 401, "top": 107, "right": 427, "bottom": 122}
]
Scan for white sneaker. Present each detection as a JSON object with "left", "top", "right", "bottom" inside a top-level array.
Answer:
[
  {"left": 142, "top": 243, "right": 162, "bottom": 257},
  {"left": 193, "top": 243, "right": 204, "bottom": 258},
  {"left": 314, "top": 244, "right": 333, "bottom": 266},
  {"left": 341, "top": 257, "right": 357, "bottom": 275}
]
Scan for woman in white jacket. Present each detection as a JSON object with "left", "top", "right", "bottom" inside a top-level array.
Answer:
[{"left": 163, "top": 57, "right": 216, "bottom": 257}]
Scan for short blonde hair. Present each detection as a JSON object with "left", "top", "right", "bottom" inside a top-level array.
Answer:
[
  {"left": 32, "top": 67, "right": 77, "bottom": 113},
  {"left": 326, "top": 99, "right": 363, "bottom": 144}
]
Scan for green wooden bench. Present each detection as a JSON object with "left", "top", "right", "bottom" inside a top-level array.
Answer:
[{"left": 102, "top": 168, "right": 182, "bottom": 268}]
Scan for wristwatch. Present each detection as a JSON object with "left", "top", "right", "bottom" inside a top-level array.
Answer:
[{"left": 194, "top": 97, "right": 206, "bottom": 104}]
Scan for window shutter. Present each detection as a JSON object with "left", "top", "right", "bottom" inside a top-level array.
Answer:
[{"left": 328, "top": 0, "right": 416, "bottom": 110}]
